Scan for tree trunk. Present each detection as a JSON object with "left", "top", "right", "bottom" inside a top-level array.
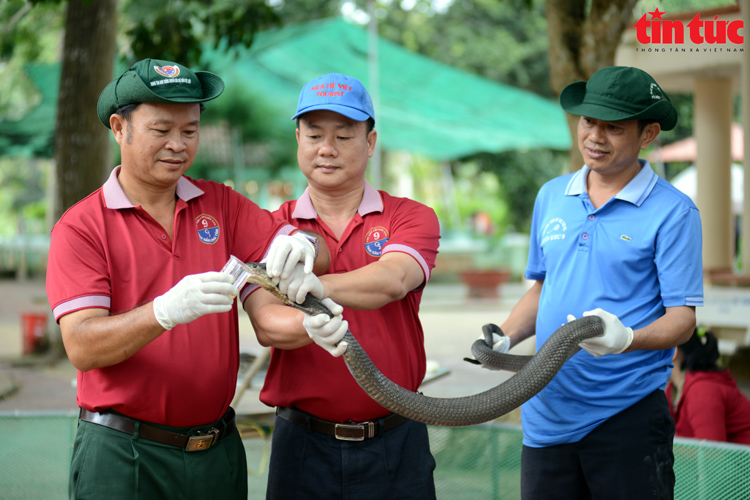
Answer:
[
  {"left": 53, "top": 0, "right": 118, "bottom": 222},
  {"left": 546, "top": 0, "right": 639, "bottom": 172},
  {"left": 50, "top": 0, "right": 117, "bottom": 360}
]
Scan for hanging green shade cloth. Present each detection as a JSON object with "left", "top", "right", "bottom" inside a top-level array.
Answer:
[
  {"left": 0, "top": 64, "right": 60, "bottom": 158},
  {"left": 0, "top": 18, "right": 571, "bottom": 161},
  {"left": 208, "top": 17, "right": 571, "bottom": 161}
]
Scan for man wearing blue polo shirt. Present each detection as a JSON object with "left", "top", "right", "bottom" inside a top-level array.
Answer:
[{"left": 495, "top": 67, "right": 703, "bottom": 499}]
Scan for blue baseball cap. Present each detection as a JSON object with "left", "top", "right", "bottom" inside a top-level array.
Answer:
[{"left": 291, "top": 73, "right": 375, "bottom": 123}]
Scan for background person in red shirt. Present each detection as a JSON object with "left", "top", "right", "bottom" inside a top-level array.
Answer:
[
  {"left": 666, "top": 328, "right": 750, "bottom": 444},
  {"left": 244, "top": 73, "right": 440, "bottom": 500}
]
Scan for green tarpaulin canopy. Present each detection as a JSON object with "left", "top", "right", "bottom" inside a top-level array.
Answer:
[
  {"left": 0, "top": 18, "right": 571, "bottom": 160},
  {"left": 209, "top": 17, "right": 571, "bottom": 161}
]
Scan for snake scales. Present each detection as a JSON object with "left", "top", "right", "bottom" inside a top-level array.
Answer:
[{"left": 245, "top": 262, "right": 604, "bottom": 427}]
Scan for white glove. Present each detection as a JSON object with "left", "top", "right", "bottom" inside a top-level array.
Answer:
[
  {"left": 319, "top": 297, "right": 345, "bottom": 317},
  {"left": 476, "top": 332, "right": 511, "bottom": 371},
  {"left": 153, "top": 272, "right": 238, "bottom": 330},
  {"left": 303, "top": 309, "right": 348, "bottom": 357},
  {"left": 488, "top": 333, "right": 511, "bottom": 354},
  {"left": 263, "top": 233, "right": 317, "bottom": 279},
  {"left": 568, "top": 308, "right": 634, "bottom": 357},
  {"left": 278, "top": 263, "right": 325, "bottom": 304}
]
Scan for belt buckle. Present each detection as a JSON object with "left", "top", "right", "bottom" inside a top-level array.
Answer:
[
  {"left": 186, "top": 428, "right": 219, "bottom": 452},
  {"left": 334, "top": 421, "right": 375, "bottom": 441}
]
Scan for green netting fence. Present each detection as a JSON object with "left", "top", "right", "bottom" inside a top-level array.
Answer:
[{"left": 1, "top": 412, "right": 749, "bottom": 500}]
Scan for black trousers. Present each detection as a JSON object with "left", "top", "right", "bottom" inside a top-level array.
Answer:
[
  {"left": 521, "top": 390, "right": 675, "bottom": 500},
  {"left": 266, "top": 415, "right": 436, "bottom": 500}
]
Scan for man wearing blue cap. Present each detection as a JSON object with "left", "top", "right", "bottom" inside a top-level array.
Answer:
[
  {"left": 490, "top": 66, "right": 703, "bottom": 499},
  {"left": 244, "top": 73, "right": 440, "bottom": 499},
  {"left": 46, "top": 58, "right": 330, "bottom": 499}
]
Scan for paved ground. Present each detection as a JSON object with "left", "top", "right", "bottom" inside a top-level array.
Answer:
[{"left": 0, "top": 277, "right": 534, "bottom": 421}]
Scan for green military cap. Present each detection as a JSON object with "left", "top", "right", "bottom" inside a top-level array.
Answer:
[
  {"left": 97, "top": 58, "right": 224, "bottom": 128},
  {"left": 559, "top": 66, "right": 677, "bottom": 131}
]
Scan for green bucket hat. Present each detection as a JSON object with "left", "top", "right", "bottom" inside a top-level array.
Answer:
[
  {"left": 97, "top": 58, "right": 224, "bottom": 128},
  {"left": 559, "top": 66, "right": 677, "bottom": 131}
]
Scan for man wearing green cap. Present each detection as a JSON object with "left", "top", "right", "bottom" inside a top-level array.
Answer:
[
  {"left": 46, "top": 59, "right": 331, "bottom": 499},
  {"left": 491, "top": 66, "right": 703, "bottom": 499}
]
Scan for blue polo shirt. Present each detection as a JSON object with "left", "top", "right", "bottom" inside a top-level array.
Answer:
[{"left": 522, "top": 160, "right": 703, "bottom": 447}]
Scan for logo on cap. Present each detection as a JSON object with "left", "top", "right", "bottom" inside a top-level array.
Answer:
[
  {"left": 155, "top": 65, "right": 181, "bottom": 78},
  {"left": 292, "top": 73, "right": 375, "bottom": 122},
  {"left": 650, "top": 83, "right": 663, "bottom": 100},
  {"left": 310, "top": 81, "right": 352, "bottom": 98},
  {"left": 196, "top": 214, "right": 220, "bottom": 244}
]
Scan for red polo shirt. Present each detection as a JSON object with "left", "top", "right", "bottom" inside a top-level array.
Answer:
[
  {"left": 256, "top": 182, "right": 440, "bottom": 422},
  {"left": 46, "top": 167, "right": 295, "bottom": 427}
]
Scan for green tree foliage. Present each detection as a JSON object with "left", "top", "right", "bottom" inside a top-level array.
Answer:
[
  {"left": 465, "top": 149, "right": 566, "bottom": 232},
  {"left": 268, "top": 0, "right": 343, "bottom": 25},
  {"left": 0, "top": 1, "right": 63, "bottom": 119},
  {"left": 190, "top": 83, "right": 299, "bottom": 181},
  {"left": 271, "top": 0, "right": 552, "bottom": 96},
  {"left": 3, "top": 0, "right": 282, "bottom": 68},
  {"left": 123, "top": 0, "right": 280, "bottom": 66},
  {"left": 639, "top": 0, "right": 736, "bottom": 13},
  {"left": 2, "top": 0, "right": 283, "bottom": 227},
  {"left": 269, "top": 0, "right": 564, "bottom": 231},
  {"left": 0, "top": 1, "right": 62, "bottom": 62},
  {"left": 377, "top": 0, "right": 553, "bottom": 98},
  {"left": 371, "top": 0, "right": 562, "bottom": 231},
  {"left": 0, "top": 3, "right": 62, "bottom": 247},
  {"left": 3, "top": 0, "right": 734, "bottom": 234},
  {"left": 0, "top": 157, "right": 48, "bottom": 237}
]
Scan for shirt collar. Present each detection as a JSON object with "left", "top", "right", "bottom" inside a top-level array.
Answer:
[
  {"left": 101, "top": 166, "right": 204, "bottom": 209},
  {"left": 564, "top": 159, "right": 658, "bottom": 207},
  {"left": 291, "top": 180, "right": 384, "bottom": 220}
]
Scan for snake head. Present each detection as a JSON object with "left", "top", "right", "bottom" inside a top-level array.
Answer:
[
  {"left": 242, "top": 261, "right": 334, "bottom": 317},
  {"left": 243, "top": 262, "right": 273, "bottom": 285},
  {"left": 241, "top": 261, "right": 284, "bottom": 298}
]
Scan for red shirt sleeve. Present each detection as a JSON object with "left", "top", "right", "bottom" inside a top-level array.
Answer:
[{"left": 381, "top": 197, "right": 440, "bottom": 282}]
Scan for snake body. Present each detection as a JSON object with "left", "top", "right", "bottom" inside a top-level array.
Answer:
[
  {"left": 245, "top": 262, "right": 604, "bottom": 427},
  {"left": 465, "top": 323, "right": 535, "bottom": 372}
]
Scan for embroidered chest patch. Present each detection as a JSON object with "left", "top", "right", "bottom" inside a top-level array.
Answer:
[
  {"left": 364, "top": 226, "right": 389, "bottom": 257},
  {"left": 196, "top": 214, "right": 220, "bottom": 244},
  {"left": 541, "top": 217, "right": 567, "bottom": 245}
]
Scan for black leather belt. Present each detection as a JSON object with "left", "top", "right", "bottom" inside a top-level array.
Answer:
[
  {"left": 79, "top": 408, "right": 236, "bottom": 452},
  {"left": 276, "top": 406, "right": 409, "bottom": 441}
]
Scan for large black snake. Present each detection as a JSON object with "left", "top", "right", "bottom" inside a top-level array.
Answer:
[{"left": 245, "top": 262, "right": 604, "bottom": 427}]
